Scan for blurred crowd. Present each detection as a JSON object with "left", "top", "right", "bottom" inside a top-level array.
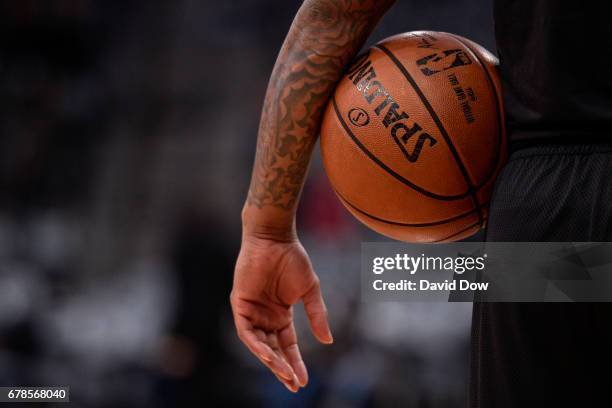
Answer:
[{"left": 0, "top": 0, "right": 493, "bottom": 406}]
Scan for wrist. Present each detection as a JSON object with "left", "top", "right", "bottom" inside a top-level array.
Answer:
[{"left": 241, "top": 204, "right": 298, "bottom": 243}]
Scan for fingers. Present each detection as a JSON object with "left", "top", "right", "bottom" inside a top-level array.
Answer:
[
  {"left": 234, "top": 314, "right": 303, "bottom": 392},
  {"left": 264, "top": 331, "right": 301, "bottom": 392},
  {"left": 234, "top": 314, "right": 296, "bottom": 383},
  {"left": 303, "top": 280, "right": 334, "bottom": 344},
  {"left": 278, "top": 323, "right": 308, "bottom": 387}
]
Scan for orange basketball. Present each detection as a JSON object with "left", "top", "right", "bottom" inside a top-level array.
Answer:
[{"left": 320, "top": 31, "right": 506, "bottom": 242}]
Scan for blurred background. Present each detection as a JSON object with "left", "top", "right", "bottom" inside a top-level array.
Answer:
[{"left": 0, "top": 0, "right": 494, "bottom": 407}]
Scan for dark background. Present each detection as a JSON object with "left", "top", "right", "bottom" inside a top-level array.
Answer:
[{"left": 0, "top": 0, "right": 494, "bottom": 406}]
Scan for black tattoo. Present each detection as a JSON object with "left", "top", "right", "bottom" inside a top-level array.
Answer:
[{"left": 247, "top": 0, "right": 394, "bottom": 210}]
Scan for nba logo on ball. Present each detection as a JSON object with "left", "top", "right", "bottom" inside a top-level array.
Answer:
[
  {"left": 417, "top": 49, "right": 473, "bottom": 76},
  {"left": 320, "top": 31, "right": 507, "bottom": 243}
]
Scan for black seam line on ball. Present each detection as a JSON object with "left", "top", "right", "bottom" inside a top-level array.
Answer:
[
  {"left": 331, "top": 97, "right": 472, "bottom": 201},
  {"left": 336, "top": 187, "right": 486, "bottom": 227},
  {"left": 431, "top": 220, "right": 483, "bottom": 242},
  {"left": 448, "top": 33, "right": 504, "bottom": 190},
  {"left": 375, "top": 43, "right": 484, "bottom": 227}
]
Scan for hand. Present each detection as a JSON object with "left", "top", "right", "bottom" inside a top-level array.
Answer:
[{"left": 230, "top": 234, "right": 333, "bottom": 392}]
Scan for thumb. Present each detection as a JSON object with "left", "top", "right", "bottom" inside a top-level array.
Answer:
[{"left": 303, "top": 280, "right": 333, "bottom": 344}]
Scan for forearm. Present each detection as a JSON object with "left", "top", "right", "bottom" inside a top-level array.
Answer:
[{"left": 243, "top": 0, "right": 395, "bottom": 239}]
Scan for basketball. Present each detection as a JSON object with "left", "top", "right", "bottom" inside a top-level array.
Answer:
[{"left": 320, "top": 31, "right": 506, "bottom": 242}]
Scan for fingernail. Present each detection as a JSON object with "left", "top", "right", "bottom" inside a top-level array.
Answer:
[
  {"left": 284, "top": 382, "right": 298, "bottom": 393},
  {"left": 258, "top": 353, "right": 271, "bottom": 363},
  {"left": 299, "top": 375, "right": 308, "bottom": 387}
]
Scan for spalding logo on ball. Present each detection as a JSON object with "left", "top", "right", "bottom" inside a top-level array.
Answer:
[{"left": 320, "top": 31, "right": 507, "bottom": 243}]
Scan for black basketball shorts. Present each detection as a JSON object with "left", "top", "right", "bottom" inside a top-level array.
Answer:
[{"left": 470, "top": 142, "right": 612, "bottom": 408}]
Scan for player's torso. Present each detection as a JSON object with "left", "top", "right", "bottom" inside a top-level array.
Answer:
[{"left": 494, "top": 0, "right": 612, "bottom": 143}]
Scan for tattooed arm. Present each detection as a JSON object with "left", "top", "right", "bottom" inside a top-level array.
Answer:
[
  {"left": 231, "top": 0, "right": 395, "bottom": 393},
  {"left": 245, "top": 0, "right": 395, "bottom": 233}
]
